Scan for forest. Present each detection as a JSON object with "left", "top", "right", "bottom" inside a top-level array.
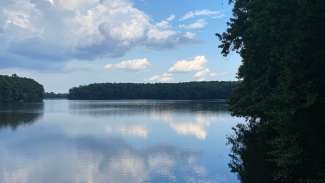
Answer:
[
  {"left": 218, "top": 0, "right": 325, "bottom": 183},
  {"left": 68, "top": 81, "right": 238, "bottom": 100},
  {"left": 0, "top": 74, "right": 44, "bottom": 103},
  {"left": 44, "top": 92, "right": 68, "bottom": 99}
]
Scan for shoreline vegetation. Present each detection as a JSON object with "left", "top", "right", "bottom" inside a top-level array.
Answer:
[
  {"left": 1, "top": 76, "right": 238, "bottom": 101},
  {"left": 0, "top": 74, "right": 44, "bottom": 103},
  {"left": 218, "top": 0, "right": 325, "bottom": 182},
  {"left": 68, "top": 81, "right": 238, "bottom": 100},
  {"left": 44, "top": 92, "right": 68, "bottom": 99}
]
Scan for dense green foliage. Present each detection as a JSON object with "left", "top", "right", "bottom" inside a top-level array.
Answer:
[
  {"left": 0, "top": 74, "right": 44, "bottom": 103},
  {"left": 218, "top": 0, "right": 325, "bottom": 182},
  {"left": 44, "top": 92, "right": 68, "bottom": 99},
  {"left": 68, "top": 81, "right": 238, "bottom": 100}
]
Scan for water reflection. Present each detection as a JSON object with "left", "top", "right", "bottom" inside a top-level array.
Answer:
[
  {"left": 69, "top": 100, "right": 228, "bottom": 116},
  {"left": 0, "top": 103, "right": 43, "bottom": 130},
  {"left": 0, "top": 100, "right": 240, "bottom": 183},
  {"left": 68, "top": 100, "right": 230, "bottom": 140},
  {"left": 0, "top": 133, "right": 211, "bottom": 183},
  {"left": 165, "top": 113, "right": 210, "bottom": 140},
  {"left": 106, "top": 125, "right": 149, "bottom": 138}
]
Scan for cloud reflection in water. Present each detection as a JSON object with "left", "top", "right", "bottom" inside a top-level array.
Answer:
[
  {"left": 0, "top": 100, "right": 240, "bottom": 183},
  {"left": 0, "top": 133, "right": 210, "bottom": 183},
  {"left": 69, "top": 100, "right": 229, "bottom": 140}
]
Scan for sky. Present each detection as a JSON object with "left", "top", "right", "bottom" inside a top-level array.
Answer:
[{"left": 0, "top": 0, "right": 241, "bottom": 93}]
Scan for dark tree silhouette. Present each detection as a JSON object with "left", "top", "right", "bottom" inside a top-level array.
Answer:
[
  {"left": 68, "top": 81, "right": 238, "bottom": 100},
  {"left": 0, "top": 74, "right": 44, "bottom": 103},
  {"left": 218, "top": 0, "right": 325, "bottom": 182}
]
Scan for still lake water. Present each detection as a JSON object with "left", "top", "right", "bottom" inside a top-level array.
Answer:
[{"left": 0, "top": 100, "right": 242, "bottom": 183}]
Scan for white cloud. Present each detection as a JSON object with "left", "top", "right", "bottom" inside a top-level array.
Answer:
[
  {"left": 4, "top": 10, "right": 34, "bottom": 31},
  {"left": 146, "top": 28, "right": 176, "bottom": 40},
  {"left": 194, "top": 68, "right": 210, "bottom": 78},
  {"left": 104, "top": 58, "right": 150, "bottom": 71},
  {"left": 0, "top": 0, "right": 197, "bottom": 69},
  {"left": 194, "top": 68, "right": 216, "bottom": 81},
  {"left": 179, "top": 19, "right": 208, "bottom": 29},
  {"left": 47, "top": 0, "right": 55, "bottom": 6},
  {"left": 166, "top": 15, "right": 175, "bottom": 22},
  {"left": 149, "top": 73, "right": 173, "bottom": 82},
  {"left": 156, "top": 15, "right": 176, "bottom": 29},
  {"left": 169, "top": 56, "right": 206, "bottom": 73},
  {"left": 53, "top": 0, "right": 99, "bottom": 10},
  {"left": 183, "top": 32, "right": 196, "bottom": 39},
  {"left": 156, "top": 21, "right": 170, "bottom": 29},
  {"left": 149, "top": 55, "right": 218, "bottom": 82},
  {"left": 180, "top": 9, "right": 224, "bottom": 21}
]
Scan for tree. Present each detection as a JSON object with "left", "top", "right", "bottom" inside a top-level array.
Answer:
[
  {"left": 68, "top": 81, "right": 238, "bottom": 100},
  {"left": 218, "top": 0, "right": 325, "bottom": 182},
  {"left": 0, "top": 75, "right": 44, "bottom": 103}
]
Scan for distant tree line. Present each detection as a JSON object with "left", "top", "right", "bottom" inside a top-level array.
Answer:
[
  {"left": 0, "top": 74, "right": 44, "bottom": 103},
  {"left": 44, "top": 92, "right": 68, "bottom": 99},
  {"left": 68, "top": 81, "right": 238, "bottom": 100}
]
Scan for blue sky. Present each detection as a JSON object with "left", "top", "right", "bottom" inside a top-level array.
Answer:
[{"left": 0, "top": 0, "right": 241, "bottom": 92}]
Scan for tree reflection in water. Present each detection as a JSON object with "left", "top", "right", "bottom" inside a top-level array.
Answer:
[{"left": 0, "top": 103, "right": 44, "bottom": 130}]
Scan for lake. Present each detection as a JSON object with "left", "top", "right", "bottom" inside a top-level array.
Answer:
[{"left": 0, "top": 100, "right": 242, "bottom": 183}]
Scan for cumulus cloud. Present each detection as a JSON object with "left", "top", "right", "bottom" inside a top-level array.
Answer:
[
  {"left": 4, "top": 9, "right": 35, "bottom": 31},
  {"left": 0, "top": 0, "right": 197, "bottom": 69},
  {"left": 194, "top": 68, "right": 216, "bottom": 81},
  {"left": 179, "top": 19, "right": 208, "bottom": 29},
  {"left": 104, "top": 58, "right": 150, "bottom": 71},
  {"left": 148, "top": 56, "right": 218, "bottom": 82},
  {"left": 156, "top": 14, "right": 175, "bottom": 29},
  {"left": 149, "top": 73, "right": 173, "bottom": 82},
  {"left": 166, "top": 15, "right": 176, "bottom": 22},
  {"left": 169, "top": 56, "right": 206, "bottom": 73},
  {"left": 180, "top": 9, "right": 224, "bottom": 21}
]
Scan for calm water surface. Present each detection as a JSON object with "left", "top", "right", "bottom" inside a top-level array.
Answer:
[{"left": 0, "top": 100, "right": 242, "bottom": 183}]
